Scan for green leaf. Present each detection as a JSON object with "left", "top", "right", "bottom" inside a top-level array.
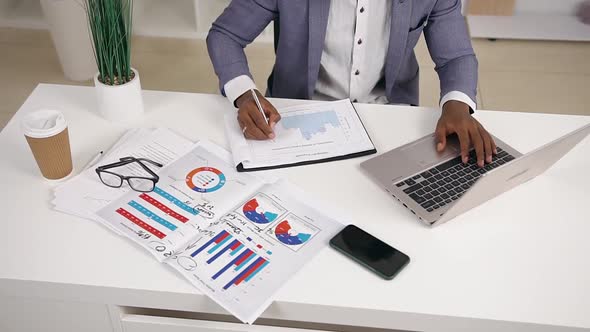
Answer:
[{"left": 84, "top": 0, "right": 134, "bottom": 86}]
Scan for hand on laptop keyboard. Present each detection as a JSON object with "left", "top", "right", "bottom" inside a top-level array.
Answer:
[
  {"left": 435, "top": 101, "right": 497, "bottom": 168},
  {"left": 395, "top": 147, "right": 516, "bottom": 213}
]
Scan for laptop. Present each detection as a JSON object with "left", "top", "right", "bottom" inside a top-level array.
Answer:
[{"left": 360, "top": 123, "right": 590, "bottom": 226}]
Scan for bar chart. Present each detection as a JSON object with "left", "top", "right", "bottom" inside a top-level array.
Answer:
[
  {"left": 139, "top": 191, "right": 190, "bottom": 223},
  {"left": 188, "top": 229, "right": 272, "bottom": 291},
  {"left": 116, "top": 207, "right": 166, "bottom": 239},
  {"left": 128, "top": 200, "right": 178, "bottom": 231},
  {"left": 152, "top": 186, "right": 199, "bottom": 216},
  {"left": 190, "top": 229, "right": 231, "bottom": 257},
  {"left": 222, "top": 256, "right": 269, "bottom": 290}
]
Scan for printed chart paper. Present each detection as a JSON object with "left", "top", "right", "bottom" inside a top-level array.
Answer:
[
  {"left": 96, "top": 141, "right": 342, "bottom": 323},
  {"left": 52, "top": 128, "right": 194, "bottom": 230},
  {"left": 97, "top": 140, "right": 263, "bottom": 260},
  {"left": 225, "top": 99, "right": 375, "bottom": 169},
  {"left": 167, "top": 182, "right": 341, "bottom": 323}
]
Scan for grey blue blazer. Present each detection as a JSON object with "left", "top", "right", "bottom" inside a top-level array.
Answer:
[{"left": 207, "top": 0, "right": 478, "bottom": 106}]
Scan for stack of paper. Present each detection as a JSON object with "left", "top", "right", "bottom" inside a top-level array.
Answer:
[
  {"left": 94, "top": 140, "right": 342, "bottom": 323},
  {"left": 51, "top": 128, "right": 344, "bottom": 324},
  {"left": 52, "top": 128, "right": 194, "bottom": 230}
]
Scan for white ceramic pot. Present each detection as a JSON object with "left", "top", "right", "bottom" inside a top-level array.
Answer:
[
  {"left": 94, "top": 68, "right": 144, "bottom": 123},
  {"left": 40, "top": 0, "right": 97, "bottom": 81}
]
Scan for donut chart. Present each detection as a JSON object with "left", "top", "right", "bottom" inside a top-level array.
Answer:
[
  {"left": 185, "top": 167, "right": 226, "bottom": 193},
  {"left": 274, "top": 220, "right": 312, "bottom": 245},
  {"left": 243, "top": 198, "right": 278, "bottom": 224}
]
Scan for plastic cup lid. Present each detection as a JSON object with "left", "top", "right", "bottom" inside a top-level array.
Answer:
[{"left": 21, "top": 109, "right": 68, "bottom": 138}]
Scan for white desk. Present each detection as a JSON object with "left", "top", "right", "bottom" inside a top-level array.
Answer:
[{"left": 1, "top": 84, "right": 589, "bottom": 332}]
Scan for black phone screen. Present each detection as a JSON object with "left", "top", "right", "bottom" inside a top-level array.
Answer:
[{"left": 329, "top": 224, "right": 409, "bottom": 279}]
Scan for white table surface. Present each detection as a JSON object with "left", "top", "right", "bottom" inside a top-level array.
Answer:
[{"left": 1, "top": 84, "right": 589, "bottom": 332}]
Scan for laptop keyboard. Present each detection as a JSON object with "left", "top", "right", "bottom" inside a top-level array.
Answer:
[{"left": 394, "top": 147, "right": 515, "bottom": 213}]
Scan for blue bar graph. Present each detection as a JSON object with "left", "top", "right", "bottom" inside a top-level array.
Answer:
[
  {"left": 128, "top": 200, "right": 177, "bottom": 231},
  {"left": 235, "top": 252, "right": 256, "bottom": 271},
  {"left": 212, "top": 248, "right": 252, "bottom": 280},
  {"left": 207, "top": 235, "right": 232, "bottom": 254},
  {"left": 223, "top": 257, "right": 266, "bottom": 290},
  {"left": 153, "top": 186, "right": 199, "bottom": 215},
  {"left": 230, "top": 244, "right": 244, "bottom": 256},
  {"left": 207, "top": 239, "right": 239, "bottom": 264},
  {"left": 191, "top": 230, "right": 229, "bottom": 257},
  {"left": 245, "top": 260, "right": 270, "bottom": 282}
]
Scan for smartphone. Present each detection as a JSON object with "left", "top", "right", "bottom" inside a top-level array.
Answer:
[{"left": 329, "top": 224, "right": 410, "bottom": 280}]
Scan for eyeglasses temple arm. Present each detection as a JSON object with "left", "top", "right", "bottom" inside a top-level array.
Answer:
[
  {"left": 136, "top": 158, "right": 164, "bottom": 168},
  {"left": 96, "top": 159, "right": 134, "bottom": 170},
  {"left": 135, "top": 159, "right": 160, "bottom": 179}
]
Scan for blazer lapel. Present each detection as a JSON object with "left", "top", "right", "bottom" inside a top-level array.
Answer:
[
  {"left": 385, "top": 0, "right": 413, "bottom": 93},
  {"left": 307, "top": 0, "right": 331, "bottom": 98}
]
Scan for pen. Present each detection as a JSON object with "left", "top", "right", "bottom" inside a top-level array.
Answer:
[
  {"left": 250, "top": 88, "right": 269, "bottom": 125},
  {"left": 84, "top": 151, "right": 104, "bottom": 170}
]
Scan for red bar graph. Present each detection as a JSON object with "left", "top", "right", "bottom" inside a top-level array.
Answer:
[
  {"left": 116, "top": 207, "right": 166, "bottom": 239},
  {"left": 215, "top": 231, "right": 230, "bottom": 243},
  {"left": 234, "top": 250, "right": 254, "bottom": 266},
  {"left": 235, "top": 258, "right": 267, "bottom": 286},
  {"left": 139, "top": 193, "right": 189, "bottom": 223}
]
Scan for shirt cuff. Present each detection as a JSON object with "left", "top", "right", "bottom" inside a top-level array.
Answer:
[
  {"left": 440, "top": 91, "right": 477, "bottom": 113},
  {"left": 224, "top": 75, "right": 257, "bottom": 108}
]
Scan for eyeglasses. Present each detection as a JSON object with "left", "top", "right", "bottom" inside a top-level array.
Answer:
[{"left": 95, "top": 157, "right": 163, "bottom": 192}]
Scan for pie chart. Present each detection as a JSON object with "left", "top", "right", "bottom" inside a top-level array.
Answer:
[
  {"left": 274, "top": 220, "right": 311, "bottom": 245},
  {"left": 243, "top": 198, "right": 278, "bottom": 224}
]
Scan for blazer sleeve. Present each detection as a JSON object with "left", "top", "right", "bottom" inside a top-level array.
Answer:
[
  {"left": 423, "top": 0, "right": 478, "bottom": 108},
  {"left": 206, "top": 0, "right": 278, "bottom": 95}
]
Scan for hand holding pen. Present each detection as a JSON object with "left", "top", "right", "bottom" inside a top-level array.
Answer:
[{"left": 236, "top": 89, "right": 281, "bottom": 140}]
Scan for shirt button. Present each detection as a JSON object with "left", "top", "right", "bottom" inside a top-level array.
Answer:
[
  {"left": 355, "top": 70, "right": 360, "bottom": 75},
  {"left": 357, "top": 38, "right": 362, "bottom": 45},
  {"left": 360, "top": 7, "right": 365, "bottom": 13}
]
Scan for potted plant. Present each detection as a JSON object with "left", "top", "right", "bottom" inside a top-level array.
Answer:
[{"left": 85, "top": 0, "right": 143, "bottom": 123}]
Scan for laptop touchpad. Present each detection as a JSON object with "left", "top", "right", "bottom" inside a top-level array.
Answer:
[{"left": 401, "top": 135, "right": 459, "bottom": 168}]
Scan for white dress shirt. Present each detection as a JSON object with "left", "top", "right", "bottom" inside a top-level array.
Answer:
[{"left": 224, "top": 0, "right": 476, "bottom": 110}]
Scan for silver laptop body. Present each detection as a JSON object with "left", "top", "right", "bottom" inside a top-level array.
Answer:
[{"left": 360, "top": 124, "right": 590, "bottom": 226}]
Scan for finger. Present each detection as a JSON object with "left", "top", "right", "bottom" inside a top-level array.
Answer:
[
  {"left": 248, "top": 106, "right": 275, "bottom": 139},
  {"left": 490, "top": 133, "right": 498, "bottom": 154},
  {"left": 244, "top": 131, "right": 255, "bottom": 140},
  {"left": 237, "top": 116, "right": 247, "bottom": 132},
  {"left": 265, "top": 104, "right": 281, "bottom": 130},
  {"left": 241, "top": 112, "right": 268, "bottom": 140},
  {"left": 478, "top": 125, "right": 493, "bottom": 163},
  {"left": 238, "top": 119, "right": 251, "bottom": 139},
  {"left": 435, "top": 123, "right": 447, "bottom": 152},
  {"left": 259, "top": 96, "right": 281, "bottom": 131},
  {"left": 240, "top": 106, "right": 271, "bottom": 140},
  {"left": 469, "top": 127, "right": 485, "bottom": 167},
  {"left": 237, "top": 114, "right": 247, "bottom": 136},
  {"left": 473, "top": 118, "right": 498, "bottom": 156},
  {"left": 456, "top": 129, "right": 471, "bottom": 164}
]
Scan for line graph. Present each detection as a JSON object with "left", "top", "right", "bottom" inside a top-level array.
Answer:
[{"left": 280, "top": 110, "right": 341, "bottom": 140}]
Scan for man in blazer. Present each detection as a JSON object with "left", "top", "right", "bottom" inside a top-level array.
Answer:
[{"left": 208, "top": 0, "right": 497, "bottom": 167}]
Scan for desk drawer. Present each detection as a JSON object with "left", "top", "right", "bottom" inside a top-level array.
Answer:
[{"left": 121, "top": 314, "right": 332, "bottom": 332}]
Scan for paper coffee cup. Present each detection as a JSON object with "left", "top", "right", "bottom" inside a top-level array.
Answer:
[{"left": 22, "top": 110, "right": 73, "bottom": 180}]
